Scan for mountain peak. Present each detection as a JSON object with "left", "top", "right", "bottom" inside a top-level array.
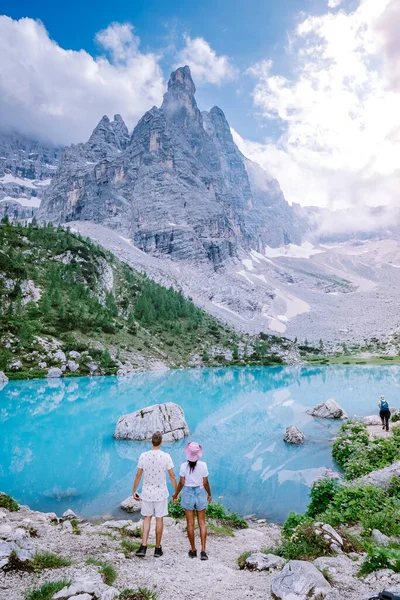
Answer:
[{"left": 167, "top": 65, "right": 196, "bottom": 96}]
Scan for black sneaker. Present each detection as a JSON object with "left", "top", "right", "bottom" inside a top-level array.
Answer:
[
  {"left": 188, "top": 549, "right": 197, "bottom": 558},
  {"left": 154, "top": 546, "right": 163, "bottom": 558},
  {"left": 200, "top": 551, "right": 208, "bottom": 561},
  {"left": 135, "top": 545, "right": 147, "bottom": 557}
]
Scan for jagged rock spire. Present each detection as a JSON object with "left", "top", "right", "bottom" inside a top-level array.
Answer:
[
  {"left": 111, "top": 114, "right": 130, "bottom": 150},
  {"left": 161, "top": 66, "right": 201, "bottom": 124}
]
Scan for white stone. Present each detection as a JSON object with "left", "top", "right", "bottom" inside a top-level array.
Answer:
[
  {"left": 62, "top": 520, "right": 73, "bottom": 533},
  {"left": 52, "top": 572, "right": 118, "bottom": 600},
  {"left": 114, "top": 401, "right": 189, "bottom": 441},
  {"left": 69, "top": 351, "right": 81, "bottom": 360},
  {"left": 0, "top": 525, "right": 12, "bottom": 538},
  {"left": 307, "top": 398, "right": 348, "bottom": 419},
  {"left": 68, "top": 595, "right": 93, "bottom": 600},
  {"left": 47, "top": 367, "right": 63, "bottom": 378},
  {"left": 67, "top": 360, "right": 79, "bottom": 373},
  {"left": 321, "top": 524, "right": 343, "bottom": 547},
  {"left": 363, "top": 415, "right": 382, "bottom": 426},
  {"left": 86, "top": 362, "right": 99, "bottom": 375},
  {"left": 245, "top": 552, "right": 286, "bottom": 571},
  {"left": 20, "top": 279, "right": 42, "bottom": 305},
  {"left": 284, "top": 425, "right": 305, "bottom": 444},
  {"left": 271, "top": 560, "right": 331, "bottom": 600},
  {"left": 120, "top": 497, "right": 141, "bottom": 513},
  {"left": 0, "top": 372, "right": 8, "bottom": 383},
  {"left": 38, "top": 362, "right": 47, "bottom": 369},
  {"left": 357, "top": 460, "right": 400, "bottom": 489},
  {"left": 63, "top": 509, "right": 78, "bottom": 518},
  {"left": 371, "top": 529, "right": 390, "bottom": 546},
  {"left": 53, "top": 350, "right": 67, "bottom": 362},
  {"left": 102, "top": 520, "right": 132, "bottom": 529}
]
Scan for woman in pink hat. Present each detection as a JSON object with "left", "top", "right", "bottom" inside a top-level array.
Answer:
[{"left": 172, "top": 441, "right": 212, "bottom": 560}]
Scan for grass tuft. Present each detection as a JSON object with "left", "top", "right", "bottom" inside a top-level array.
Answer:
[
  {"left": 31, "top": 552, "right": 72, "bottom": 572},
  {"left": 119, "top": 589, "right": 158, "bottom": 600},
  {"left": 0, "top": 492, "right": 20, "bottom": 512},
  {"left": 24, "top": 580, "right": 71, "bottom": 600},
  {"left": 86, "top": 557, "right": 117, "bottom": 586}
]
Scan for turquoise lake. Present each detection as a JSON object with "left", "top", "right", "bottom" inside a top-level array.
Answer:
[{"left": 1, "top": 365, "right": 399, "bottom": 523}]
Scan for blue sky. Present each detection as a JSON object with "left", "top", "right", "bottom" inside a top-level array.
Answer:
[
  {"left": 0, "top": 0, "right": 329, "bottom": 142},
  {"left": 0, "top": 0, "right": 398, "bottom": 212}
]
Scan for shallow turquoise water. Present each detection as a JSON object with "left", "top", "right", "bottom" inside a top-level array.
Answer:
[{"left": 1, "top": 366, "right": 399, "bottom": 523}]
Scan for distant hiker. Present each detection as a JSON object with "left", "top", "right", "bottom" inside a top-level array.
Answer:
[
  {"left": 172, "top": 441, "right": 212, "bottom": 561},
  {"left": 379, "top": 395, "right": 391, "bottom": 431},
  {"left": 132, "top": 431, "right": 177, "bottom": 558}
]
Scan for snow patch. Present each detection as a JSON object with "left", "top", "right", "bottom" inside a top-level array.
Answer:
[
  {"left": 0, "top": 195, "right": 41, "bottom": 208},
  {"left": 0, "top": 174, "right": 36, "bottom": 188},
  {"left": 264, "top": 242, "right": 325, "bottom": 259},
  {"left": 241, "top": 258, "right": 254, "bottom": 271}
]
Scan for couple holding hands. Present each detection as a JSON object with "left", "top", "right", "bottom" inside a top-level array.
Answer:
[{"left": 132, "top": 432, "right": 212, "bottom": 560}]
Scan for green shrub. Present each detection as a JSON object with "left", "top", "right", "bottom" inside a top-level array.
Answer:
[
  {"left": 25, "top": 580, "right": 71, "bottom": 600},
  {"left": 237, "top": 551, "right": 252, "bottom": 569},
  {"left": 70, "top": 518, "right": 81, "bottom": 535},
  {"left": 207, "top": 522, "right": 235, "bottom": 537},
  {"left": 359, "top": 545, "right": 400, "bottom": 575},
  {"left": 282, "top": 512, "right": 308, "bottom": 539},
  {"left": 332, "top": 421, "right": 400, "bottom": 480},
  {"left": 279, "top": 523, "right": 331, "bottom": 560},
  {"left": 0, "top": 492, "right": 20, "bottom": 512},
  {"left": 361, "top": 507, "right": 400, "bottom": 537},
  {"left": 86, "top": 558, "right": 117, "bottom": 586},
  {"left": 168, "top": 498, "right": 185, "bottom": 518},
  {"left": 307, "top": 471, "right": 340, "bottom": 518},
  {"left": 31, "top": 552, "right": 72, "bottom": 572},
  {"left": 392, "top": 413, "right": 400, "bottom": 423},
  {"left": 206, "top": 502, "right": 248, "bottom": 529},
  {"left": 119, "top": 589, "right": 158, "bottom": 600},
  {"left": 387, "top": 475, "right": 400, "bottom": 498},
  {"left": 315, "top": 485, "right": 391, "bottom": 526}
]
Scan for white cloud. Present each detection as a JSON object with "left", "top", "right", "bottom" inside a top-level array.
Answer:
[
  {"left": 175, "top": 34, "right": 238, "bottom": 85},
  {"left": 328, "top": 0, "right": 345, "bottom": 8},
  {"left": 239, "top": 0, "right": 400, "bottom": 211},
  {"left": 0, "top": 18, "right": 164, "bottom": 144}
]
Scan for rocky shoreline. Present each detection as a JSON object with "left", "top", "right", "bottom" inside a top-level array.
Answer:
[{"left": 1, "top": 494, "right": 400, "bottom": 600}]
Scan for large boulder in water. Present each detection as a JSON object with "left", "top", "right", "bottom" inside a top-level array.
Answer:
[
  {"left": 307, "top": 398, "right": 347, "bottom": 419},
  {"left": 271, "top": 560, "right": 332, "bottom": 599},
  {"left": 113, "top": 402, "right": 189, "bottom": 441},
  {"left": 283, "top": 426, "right": 305, "bottom": 445}
]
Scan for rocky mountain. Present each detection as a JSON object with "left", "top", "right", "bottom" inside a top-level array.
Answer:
[
  {"left": 39, "top": 66, "right": 306, "bottom": 269},
  {"left": 0, "top": 130, "right": 62, "bottom": 219}
]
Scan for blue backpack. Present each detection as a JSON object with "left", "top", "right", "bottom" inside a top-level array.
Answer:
[{"left": 380, "top": 399, "right": 389, "bottom": 411}]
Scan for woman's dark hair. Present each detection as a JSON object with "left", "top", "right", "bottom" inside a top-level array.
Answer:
[{"left": 188, "top": 460, "right": 197, "bottom": 473}]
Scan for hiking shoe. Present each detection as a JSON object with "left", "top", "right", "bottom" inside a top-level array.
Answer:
[
  {"left": 188, "top": 549, "right": 197, "bottom": 558},
  {"left": 200, "top": 551, "right": 208, "bottom": 561},
  {"left": 135, "top": 545, "right": 147, "bottom": 557},
  {"left": 154, "top": 546, "right": 163, "bottom": 558}
]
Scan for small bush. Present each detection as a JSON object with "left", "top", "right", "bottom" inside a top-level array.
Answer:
[
  {"left": 86, "top": 558, "right": 117, "bottom": 586},
  {"left": 359, "top": 545, "right": 400, "bottom": 575},
  {"left": 282, "top": 512, "right": 308, "bottom": 539},
  {"left": 279, "top": 523, "right": 331, "bottom": 560},
  {"left": 392, "top": 413, "right": 400, "bottom": 423},
  {"left": 307, "top": 471, "right": 340, "bottom": 518},
  {"left": 237, "top": 551, "right": 252, "bottom": 570},
  {"left": 168, "top": 498, "right": 185, "bottom": 518},
  {"left": 206, "top": 502, "right": 248, "bottom": 529},
  {"left": 387, "top": 475, "right": 400, "bottom": 498},
  {"left": 0, "top": 492, "right": 20, "bottom": 512},
  {"left": 119, "top": 589, "right": 158, "bottom": 600},
  {"left": 121, "top": 526, "right": 142, "bottom": 538},
  {"left": 31, "top": 552, "right": 72, "bottom": 572},
  {"left": 70, "top": 518, "right": 81, "bottom": 535},
  {"left": 315, "top": 485, "right": 392, "bottom": 527},
  {"left": 361, "top": 508, "right": 400, "bottom": 538},
  {"left": 25, "top": 580, "right": 71, "bottom": 600}
]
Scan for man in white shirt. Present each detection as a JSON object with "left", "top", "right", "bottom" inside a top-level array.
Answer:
[{"left": 132, "top": 431, "right": 177, "bottom": 557}]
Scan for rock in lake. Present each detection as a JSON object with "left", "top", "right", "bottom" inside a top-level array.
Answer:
[
  {"left": 0, "top": 372, "right": 8, "bottom": 384},
  {"left": 47, "top": 367, "right": 63, "bottom": 378},
  {"left": 284, "top": 426, "right": 305, "bottom": 444},
  {"left": 307, "top": 398, "right": 347, "bottom": 419},
  {"left": 120, "top": 497, "right": 141, "bottom": 513},
  {"left": 271, "top": 560, "right": 332, "bottom": 600},
  {"left": 114, "top": 402, "right": 189, "bottom": 441}
]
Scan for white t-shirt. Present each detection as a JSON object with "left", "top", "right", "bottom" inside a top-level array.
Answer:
[
  {"left": 138, "top": 450, "right": 174, "bottom": 501},
  {"left": 179, "top": 461, "right": 209, "bottom": 487}
]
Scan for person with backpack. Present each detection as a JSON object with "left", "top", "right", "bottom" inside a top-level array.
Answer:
[{"left": 379, "top": 395, "right": 391, "bottom": 431}]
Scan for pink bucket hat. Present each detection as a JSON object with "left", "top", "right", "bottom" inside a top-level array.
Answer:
[{"left": 185, "top": 441, "right": 203, "bottom": 461}]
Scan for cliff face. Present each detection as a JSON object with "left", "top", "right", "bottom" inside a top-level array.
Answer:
[{"left": 39, "top": 66, "right": 305, "bottom": 269}]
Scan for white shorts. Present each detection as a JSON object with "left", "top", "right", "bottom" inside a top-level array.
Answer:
[{"left": 141, "top": 499, "right": 168, "bottom": 518}]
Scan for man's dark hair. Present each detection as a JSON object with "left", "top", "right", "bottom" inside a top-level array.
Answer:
[{"left": 152, "top": 431, "right": 162, "bottom": 446}]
